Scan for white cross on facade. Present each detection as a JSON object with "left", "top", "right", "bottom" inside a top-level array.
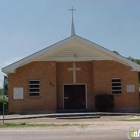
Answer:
[{"left": 68, "top": 63, "right": 81, "bottom": 83}]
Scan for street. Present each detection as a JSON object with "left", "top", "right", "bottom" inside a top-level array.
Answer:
[{"left": 0, "top": 116, "right": 140, "bottom": 140}]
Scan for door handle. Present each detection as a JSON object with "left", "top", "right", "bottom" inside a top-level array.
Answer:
[{"left": 65, "top": 97, "right": 69, "bottom": 99}]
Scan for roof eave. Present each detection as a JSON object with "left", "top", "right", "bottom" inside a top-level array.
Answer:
[{"left": 2, "top": 35, "right": 140, "bottom": 74}]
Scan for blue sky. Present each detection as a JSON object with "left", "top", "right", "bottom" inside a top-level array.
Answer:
[{"left": 0, "top": 0, "right": 140, "bottom": 87}]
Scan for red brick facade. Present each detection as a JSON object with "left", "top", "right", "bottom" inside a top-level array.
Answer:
[{"left": 8, "top": 60, "right": 139, "bottom": 113}]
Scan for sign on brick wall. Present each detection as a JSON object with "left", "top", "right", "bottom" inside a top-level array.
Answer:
[
  {"left": 13, "top": 87, "right": 23, "bottom": 99},
  {"left": 126, "top": 85, "right": 135, "bottom": 93}
]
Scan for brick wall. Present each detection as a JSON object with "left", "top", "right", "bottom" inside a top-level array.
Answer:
[
  {"left": 56, "top": 62, "right": 93, "bottom": 110},
  {"left": 93, "top": 60, "right": 139, "bottom": 109},
  {"left": 8, "top": 60, "right": 139, "bottom": 113},
  {"left": 8, "top": 61, "right": 57, "bottom": 112}
]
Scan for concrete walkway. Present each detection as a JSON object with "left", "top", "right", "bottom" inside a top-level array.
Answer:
[{"left": 0, "top": 112, "right": 139, "bottom": 120}]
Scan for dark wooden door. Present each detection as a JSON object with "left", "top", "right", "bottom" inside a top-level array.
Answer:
[{"left": 64, "top": 85, "right": 86, "bottom": 109}]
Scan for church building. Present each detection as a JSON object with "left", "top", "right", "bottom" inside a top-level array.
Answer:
[{"left": 2, "top": 8, "right": 140, "bottom": 113}]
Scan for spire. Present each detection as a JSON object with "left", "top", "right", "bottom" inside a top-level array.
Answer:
[
  {"left": 69, "top": 6, "right": 76, "bottom": 36},
  {"left": 71, "top": 17, "right": 75, "bottom": 36}
]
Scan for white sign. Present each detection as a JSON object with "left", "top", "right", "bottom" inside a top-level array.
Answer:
[
  {"left": 126, "top": 85, "right": 135, "bottom": 93},
  {"left": 13, "top": 87, "right": 23, "bottom": 99}
]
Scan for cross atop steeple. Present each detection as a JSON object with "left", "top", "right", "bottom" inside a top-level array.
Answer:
[
  {"left": 69, "top": 6, "right": 76, "bottom": 36},
  {"left": 69, "top": 6, "right": 76, "bottom": 18}
]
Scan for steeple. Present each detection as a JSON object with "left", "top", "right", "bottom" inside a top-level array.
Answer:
[
  {"left": 71, "top": 17, "right": 75, "bottom": 36},
  {"left": 69, "top": 6, "right": 76, "bottom": 36}
]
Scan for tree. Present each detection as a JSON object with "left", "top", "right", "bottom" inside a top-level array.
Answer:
[
  {"left": 127, "top": 57, "right": 140, "bottom": 85},
  {"left": 3, "top": 76, "right": 8, "bottom": 96},
  {"left": 127, "top": 57, "right": 140, "bottom": 65},
  {"left": 0, "top": 76, "right": 8, "bottom": 96},
  {"left": 112, "top": 51, "right": 120, "bottom": 55},
  {"left": 0, "top": 88, "right": 4, "bottom": 95}
]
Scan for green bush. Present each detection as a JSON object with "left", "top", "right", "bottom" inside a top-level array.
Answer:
[
  {"left": 94, "top": 94, "right": 114, "bottom": 112},
  {"left": 0, "top": 98, "right": 8, "bottom": 114}
]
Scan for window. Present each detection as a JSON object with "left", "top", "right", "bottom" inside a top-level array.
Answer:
[
  {"left": 29, "top": 80, "right": 40, "bottom": 96},
  {"left": 111, "top": 79, "right": 122, "bottom": 94}
]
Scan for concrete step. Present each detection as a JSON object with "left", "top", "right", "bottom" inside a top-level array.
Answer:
[{"left": 56, "top": 115, "right": 100, "bottom": 119}]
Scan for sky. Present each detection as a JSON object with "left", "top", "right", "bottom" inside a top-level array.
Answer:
[{"left": 0, "top": 0, "right": 140, "bottom": 87}]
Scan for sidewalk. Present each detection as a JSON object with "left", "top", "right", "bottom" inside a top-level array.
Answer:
[{"left": 0, "top": 112, "right": 139, "bottom": 120}]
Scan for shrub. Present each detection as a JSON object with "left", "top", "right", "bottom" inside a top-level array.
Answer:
[
  {"left": 0, "top": 98, "right": 8, "bottom": 114},
  {"left": 94, "top": 94, "right": 114, "bottom": 112}
]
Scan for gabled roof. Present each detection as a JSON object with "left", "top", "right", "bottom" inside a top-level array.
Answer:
[{"left": 2, "top": 35, "right": 140, "bottom": 74}]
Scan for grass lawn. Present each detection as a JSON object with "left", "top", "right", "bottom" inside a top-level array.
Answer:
[{"left": 0, "top": 123, "right": 89, "bottom": 128}]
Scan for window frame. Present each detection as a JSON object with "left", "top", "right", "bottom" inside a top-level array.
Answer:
[
  {"left": 111, "top": 78, "right": 122, "bottom": 94},
  {"left": 29, "top": 80, "right": 40, "bottom": 97}
]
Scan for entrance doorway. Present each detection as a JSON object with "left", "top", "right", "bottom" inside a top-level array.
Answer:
[{"left": 64, "top": 85, "right": 86, "bottom": 109}]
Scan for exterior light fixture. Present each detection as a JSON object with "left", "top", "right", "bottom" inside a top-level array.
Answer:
[{"left": 73, "top": 54, "right": 77, "bottom": 58}]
